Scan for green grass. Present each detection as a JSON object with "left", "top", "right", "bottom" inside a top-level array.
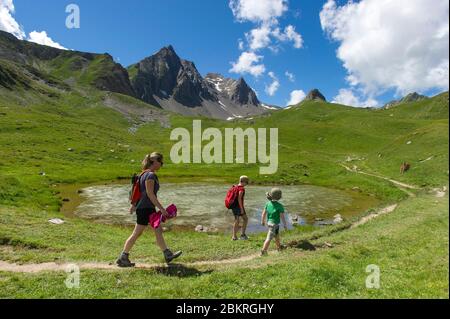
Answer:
[
  {"left": 127, "top": 64, "right": 139, "bottom": 80},
  {"left": 0, "top": 202, "right": 330, "bottom": 265},
  {"left": 1, "top": 192, "right": 447, "bottom": 298},
  {"left": 0, "top": 66, "right": 448, "bottom": 298}
]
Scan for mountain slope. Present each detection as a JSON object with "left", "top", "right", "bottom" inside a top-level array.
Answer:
[
  {"left": 0, "top": 32, "right": 268, "bottom": 120},
  {"left": 0, "top": 31, "right": 135, "bottom": 97},
  {"left": 128, "top": 46, "right": 267, "bottom": 119},
  {"left": 384, "top": 92, "right": 429, "bottom": 109},
  {"left": 381, "top": 91, "right": 448, "bottom": 120}
]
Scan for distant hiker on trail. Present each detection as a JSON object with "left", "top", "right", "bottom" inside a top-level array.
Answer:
[
  {"left": 116, "top": 152, "right": 182, "bottom": 267},
  {"left": 225, "top": 176, "right": 249, "bottom": 241},
  {"left": 260, "top": 188, "right": 287, "bottom": 256}
]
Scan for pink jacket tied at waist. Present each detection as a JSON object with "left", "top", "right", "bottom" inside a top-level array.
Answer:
[{"left": 149, "top": 204, "right": 177, "bottom": 229}]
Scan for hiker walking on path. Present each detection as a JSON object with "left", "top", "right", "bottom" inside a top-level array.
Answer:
[
  {"left": 116, "top": 152, "right": 182, "bottom": 267},
  {"left": 260, "top": 188, "right": 287, "bottom": 256},
  {"left": 225, "top": 176, "right": 249, "bottom": 241}
]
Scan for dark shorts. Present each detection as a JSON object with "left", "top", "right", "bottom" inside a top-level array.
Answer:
[
  {"left": 231, "top": 206, "right": 245, "bottom": 218},
  {"left": 136, "top": 208, "right": 156, "bottom": 226}
]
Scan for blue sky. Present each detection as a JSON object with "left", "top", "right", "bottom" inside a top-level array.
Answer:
[{"left": 4, "top": 0, "right": 449, "bottom": 107}]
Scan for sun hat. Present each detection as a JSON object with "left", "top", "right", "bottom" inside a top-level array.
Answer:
[{"left": 266, "top": 188, "right": 282, "bottom": 201}]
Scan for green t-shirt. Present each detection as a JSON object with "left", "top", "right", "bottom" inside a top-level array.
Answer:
[{"left": 264, "top": 201, "right": 285, "bottom": 225}]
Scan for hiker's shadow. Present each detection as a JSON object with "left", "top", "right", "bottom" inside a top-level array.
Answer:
[{"left": 153, "top": 263, "right": 213, "bottom": 278}]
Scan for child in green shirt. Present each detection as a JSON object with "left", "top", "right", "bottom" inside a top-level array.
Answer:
[{"left": 260, "top": 188, "right": 287, "bottom": 256}]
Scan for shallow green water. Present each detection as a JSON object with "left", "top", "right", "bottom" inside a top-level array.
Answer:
[{"left": 71, "top": 183, "right": 378, "bottom": 233}]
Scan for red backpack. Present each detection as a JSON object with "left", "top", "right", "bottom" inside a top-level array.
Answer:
[
  {"left": 130, "top": 170, "right": 151, "bottom": 206},
  {"left": 225, "top": 185, "right": 244, "bottom": 209}
]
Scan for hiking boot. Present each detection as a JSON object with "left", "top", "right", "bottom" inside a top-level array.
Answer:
[
  {"left": 232, "top": 236, "right": 238, "bottom": 241},
  {"left": 239, "top": 234, "right": 249, "bottom": 240},
  {"left": 116, "top": 253, "right": 135, "bottom": 268},
  {"left": 164, "top": 249, "right": 182, "bottom": 264},
  {"left": 260, "top": 250, "right": 268, "bottom": 256},
  {"left": 277, "top": 244, "right": 287, "bottom": 252}
]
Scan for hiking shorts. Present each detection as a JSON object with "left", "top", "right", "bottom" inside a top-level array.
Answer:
[
  {"left": 136, "top": 208, "right": 157, "bottom": 226},
  {"left": 231, "top": 206, "right": 245, "bottom": 218},
  {"left": 266, "top": 223, "right": 280, "bottom": 241}
]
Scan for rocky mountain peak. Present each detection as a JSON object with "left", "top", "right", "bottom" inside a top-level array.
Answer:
[
  {"left": 164, "top": 45, "right": 175, "bottom": 52},
  {"left": 236, "top": 77, "right": 245, "bottom": 84},
  {"left": 145, "top": 45, "right": 182, "bottom": 72},
  {"left": 205, "top": 73, "right": 224, "bottom": 80},
  {"left": 305, "top": 89, "right": 327, "bottom": 102},
  {"left": 155, "top": 45, "right": 178, "bottom": 60},
  {"left": 230, "top": 77, "right": 260, "bottom": 105},
  {"left": 384, "top": 92, "right": 429, "bottom": 109},
  {"left": 130, "top": 46, "right": 215, "bottom": 107},
  {"left": 128, "top": 46, "right": 265, "bottom": 118},
  {"left": 401, "top": 92, "right": 428, "bottom": 103},
  {"left": 204, "top": 73, "right": 260, "bottom": 106}
]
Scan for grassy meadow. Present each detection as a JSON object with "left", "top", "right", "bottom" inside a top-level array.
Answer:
[{"left": 0, "top": 77, "right": 448, "bottom": 298}]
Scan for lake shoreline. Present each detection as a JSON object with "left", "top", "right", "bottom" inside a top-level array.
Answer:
[{"left": 57, "top": 177, "right": 381, "bottom": 233}]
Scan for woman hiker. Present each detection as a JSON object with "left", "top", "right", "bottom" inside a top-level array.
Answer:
[{"left": 116, "top": 152, "right": 182, "bottom": 267}]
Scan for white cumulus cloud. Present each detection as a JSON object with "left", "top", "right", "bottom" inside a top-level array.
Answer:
[
  {"left": 229, "top": 0, "right": 304, "bottom": 79},
  {"left": 229, "top": 51, "right": 266, "bottom": 77},
  {"left": 246, "top": 23, "right": 304, "bottom": 52},
  {"left": 320, "top": 0, "right": 449, "bottom": 96},
  {"left": 229, "top": 0, "right": 288, "bottom": 23},
  {"left": 265, "top": 71, "right": 280, "bottom": 96},
  {"left": 0, "top": 0, "right": 25, "bottom": 39},
  {"left": 1, "top": 1, "right": 67, "bottom": 50},
  {"left": 273, "top": 25, "right": 303, "bottom": 49},
  {"left": 28, "top": 31, "right": 67, "bottom": 50},
  {"left": 287, "top": 89, "right": 306, "bottom": 106},
  {"left": 246, "top": 23, "right": 272, "bottom": 51},
  {"left": 332, "top": 88, "right": 378, "bottom": 108}
]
